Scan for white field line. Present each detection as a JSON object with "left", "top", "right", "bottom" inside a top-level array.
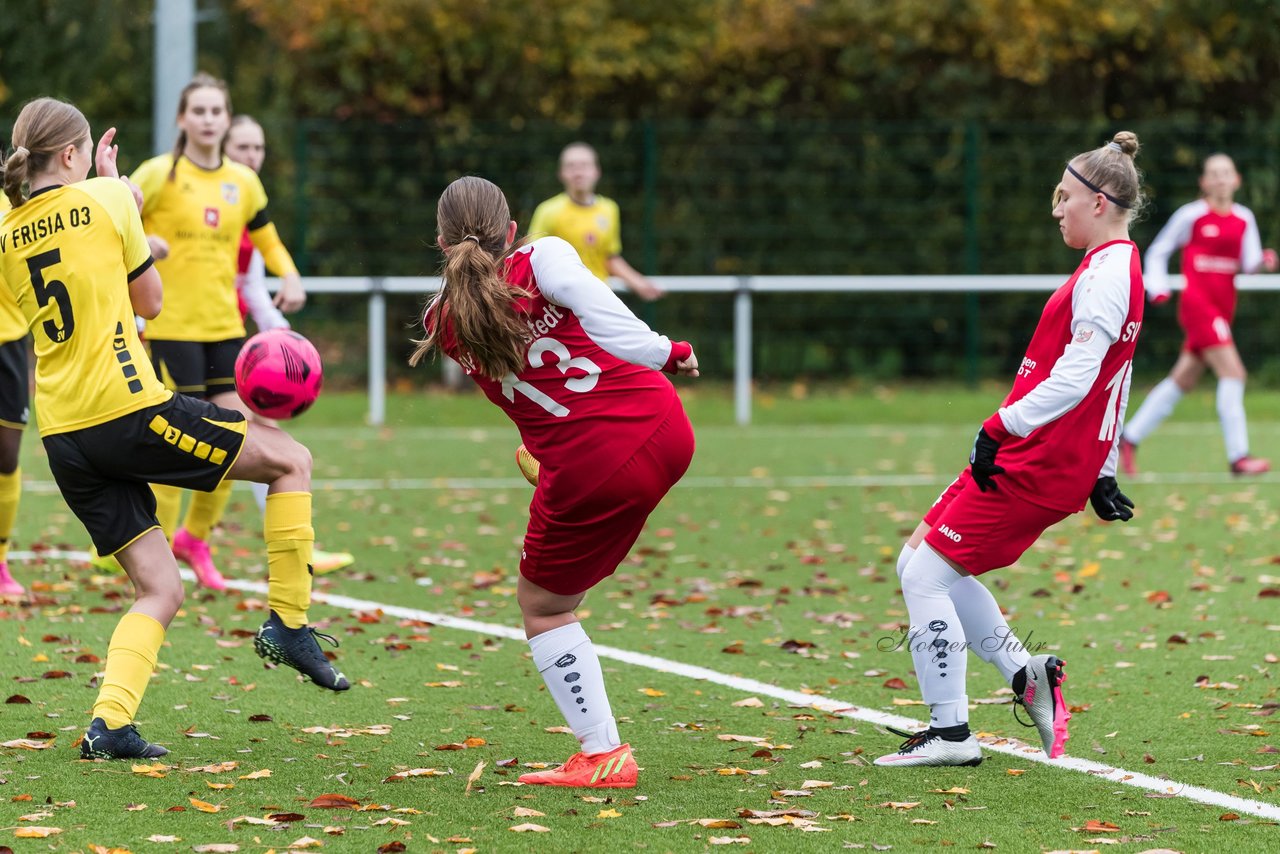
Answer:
[
  {"left": 291, "top": 422, "right": 1280, "bottom": 442},
  {"left": 16, "top": 548, "right": 1279, "bottom": 821},
  {"left": 15, "top": 470, "right": 1273, "bottom": 495}
]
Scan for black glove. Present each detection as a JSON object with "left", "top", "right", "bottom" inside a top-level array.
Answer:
[
  {"left": 1090, "top": 476, "right": 1135, "bottom": 521},
  {"left": 969, "top": 428, "right": 1005, "bottom": 492}
]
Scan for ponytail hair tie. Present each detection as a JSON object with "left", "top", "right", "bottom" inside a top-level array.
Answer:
[
  {"left": 461, "top": 235, "right": 481, "bottom": 244},
  {"left": 13, "top": 146, "right": 29, "bottom": 158},
  {"left": 1106, "top": 141, "right": 1123, "bottom": 153}
]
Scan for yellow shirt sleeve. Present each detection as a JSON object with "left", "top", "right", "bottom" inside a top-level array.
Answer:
[
  {"left": 79, "top": 177, "right": 154, "bottom": 279},
  {"left": 601, "top": 197, "right": 622, "bottom": 257},
  {"left": 129, "top": 154, "right": 172, "bottom": 219}
]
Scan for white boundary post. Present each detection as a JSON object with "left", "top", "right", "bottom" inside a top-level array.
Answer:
[
  {"left": 734, "top": 276, "right": 752, "bottom": 426},
  {"left": 368, "top": 278, "right": 386, "bottom": 426}
]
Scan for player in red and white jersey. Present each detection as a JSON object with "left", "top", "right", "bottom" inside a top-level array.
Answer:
[
  {"left": 876, "top": 133, "right": 1146, "bottom": 769},
  {"left": 410, "top": 176, "right": 698, "bottom": 788},
  {"left": 1120, "top": 153, "right": 1278, "bottom": 475}
]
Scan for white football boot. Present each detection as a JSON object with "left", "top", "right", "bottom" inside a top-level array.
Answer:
[
  {"left": 873, "top": 726, "right": 983, "bottom": 767},
  {"left": 1014, "top": 654, "right": 1071, "bottom": 758}
]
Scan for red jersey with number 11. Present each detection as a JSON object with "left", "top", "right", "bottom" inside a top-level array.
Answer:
[
  {"left": 993, "top": 240, "right": 1144, "bottom": 512},
  {"left": 427, "top": 237, "right": 685, "bottom": 502}
]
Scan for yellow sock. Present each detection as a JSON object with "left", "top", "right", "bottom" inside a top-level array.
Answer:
[
  {"left": 93, "top": 612, "right": 165, "bottom": 728},
  {"left": 0, "top": 467, "right": 20, "bottom": 564},
  {"left": 183, "top": 479, "right": 233, "bottom": 541},
  {"left": 152, "top": 484, "right": 183, "bottom": 540},
  {"left": 266, "top": 491, "right": 314, "bottom": 629}
]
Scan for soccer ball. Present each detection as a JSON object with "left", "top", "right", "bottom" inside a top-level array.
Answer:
[{"left": 235, "top": 329, "right": 324, "bottom": 419}]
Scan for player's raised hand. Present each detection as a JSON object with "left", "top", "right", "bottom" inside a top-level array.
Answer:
[
  {"left": 1262, "top": 248, "right": 1278, "bottom": 272},
  {"left": 969, "top": 427, "right": 1005, "bottom": 492},
  {"left": 1089, "top": 476, "right": 1134, "bottom": 521},
  {"left": 94, "top": 127, "right": 121, "bottom": 178}
]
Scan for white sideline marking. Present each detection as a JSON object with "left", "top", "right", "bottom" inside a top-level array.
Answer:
[
  {"left": 14, "top": 555, "right": 1280, "bottom": 821},
  {"left": 15, "top": 469, "right": 1273, "bottom": 496}
]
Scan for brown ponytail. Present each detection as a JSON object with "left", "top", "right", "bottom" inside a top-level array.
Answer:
[
  {"left": 167, "top": 71, "right": 233, "bottom": 181},
  {"left": 3, "top": 97, "right": 90, "bottom": 209},
  {"left": 409, "top": 177, "right": 529, "bottom": 379}
]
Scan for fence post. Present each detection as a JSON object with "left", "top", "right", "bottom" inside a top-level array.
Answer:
[
  {"left": 734, "top": 276, "right": 752, "bottom": 426},
  {"left": 368, "top": 278, "right": 386, "bottom": 426},
  {"left": 292, "top": 122, "right": 311, "bottom": 273}
]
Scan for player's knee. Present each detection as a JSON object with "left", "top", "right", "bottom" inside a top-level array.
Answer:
[
  {"left": 282, "top": 439, "right": 312, "bottom": 479},
  {"left": 895, "top": 544, "right": 915, "bottom": 581},
  {"left": 0, "top": 449, "right": 18, "bottom": 474}
]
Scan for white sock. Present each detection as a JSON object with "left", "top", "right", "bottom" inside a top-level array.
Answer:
[
  {"left": 1123, "top": 377, "right": 1183, "bottom": 445},
  {"left": 1217, "top": 377, "right": 1249, "bottom": 463},
  {"left": 949, "top": 575, "right": 1031, "bottom": 684},
  {"left": 251, "top": 481, "right": 269, "bottom": 515},
  {"left": 896, "top": 543, "right": 916, "bottom": 581},
  {"left": 900, "top": 544, "right": 968, "bottom": 728},
  {"left": 528, "top": 622, "right": 620, "bottom": 755}
]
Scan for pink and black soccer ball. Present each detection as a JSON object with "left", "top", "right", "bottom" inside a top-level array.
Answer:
[{"left": 235, "top": 329, "right": 323, "bottom": 419}]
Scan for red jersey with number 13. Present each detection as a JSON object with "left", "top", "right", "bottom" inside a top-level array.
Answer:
[
  {"left": 996, "top": 240, "right": 1144, "bottom": 512},
  {"left": 427, "top": 242, "right": 682, "bottom": 500}
]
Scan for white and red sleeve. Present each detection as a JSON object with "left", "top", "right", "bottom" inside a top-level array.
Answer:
[
  {"left": 529, "top": 236, "right": 679, "bottom": 370},
  {"left": 1143, "top": 200, "right": 1203, "bottom": 301},
  {"left": 1236, "top": 204, "right": 1265, "bottom": 274},
  {"left": 986, "top": 250, "right": 1132, "bottom": 440}
]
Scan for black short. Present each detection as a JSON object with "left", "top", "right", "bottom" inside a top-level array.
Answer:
[
  {"left": 42, "top": 393, "right": 247, "bottom": 556},
  {"left": 149, "top": 338, "right": 244, "bottom": 398},
  {"left": 0, "top": 337, "right": 29, "bottom": 429}
]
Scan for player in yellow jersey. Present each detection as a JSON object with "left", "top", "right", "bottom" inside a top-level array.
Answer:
[
  {"left": 1, "top": 97, "right": 349, "bottom": 761},
  {"left": 528, "top": 142, "right": 662, "bottom": 300},
  {"left": 0, "top": 197, "right": 28, "bottom": 598},
  {"left": 131, "top": 73, "right": 307, "bottom": 590}
]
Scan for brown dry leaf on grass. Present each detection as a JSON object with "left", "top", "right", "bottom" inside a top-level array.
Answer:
[
  {"left": 13, "top": 827, "right": 61, "bottom": 838},
  {"left": 509, "top": 823, "right": 551, "bottom": 832},
  {"left": 238, "top": 768, "right": 271, "bottom": 780},
  {"left": 513, "top": 806, "right": 546, "bottom": 817},
  {"left": 2, "top": 738, "right": 54, "bottom": 749},
  {"left": 309, "top": 793, "right": 362, "bottom": 809}
]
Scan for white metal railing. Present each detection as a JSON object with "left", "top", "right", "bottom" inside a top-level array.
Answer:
[{"left": 272, "top": 273, "right": 1280, "bottom": 426}]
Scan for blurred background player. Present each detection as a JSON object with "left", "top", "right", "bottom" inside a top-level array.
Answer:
[
  {"left": 1120, "top": 153, "right": 1278, "bottom": 476},
  {"left": 877, "top": 133, "right": 1144, "bottom": 768},
  {"left": 412, "top": 176, "right": 698, "bottom": 787},
  {"left": 223, "top": 115, "right": 353, "bottom": 574},
  {"left": 131, "top": 73, "right": 306, "bottom": 589},
  {"left": 0, "top": 197, "right": 27, "bottom": 598},
  {"left": 528, "top": 142, "right": 663, "bottom": 301},
  {"left": 1, "top": 97, "right": 346, "bottom": 761}
]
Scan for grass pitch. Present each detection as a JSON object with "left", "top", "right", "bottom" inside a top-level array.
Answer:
[{"left": 2, "top": 383, "right": 1279, "bottom": 852}]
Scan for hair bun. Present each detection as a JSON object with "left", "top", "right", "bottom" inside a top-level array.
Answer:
[{"left": 1110, "top": 131, "right": 1140, "bottom": 158}]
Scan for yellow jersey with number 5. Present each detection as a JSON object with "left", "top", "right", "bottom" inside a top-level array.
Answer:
[
  {"left": 0, "top": 178, "right": 169, "bottom": 436},
  {"left": 0, "top": 197, "right": 29, "bottom": 341}
]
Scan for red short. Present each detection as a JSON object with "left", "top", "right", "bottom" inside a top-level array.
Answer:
[
  {"left": 922, "top": 469, "right": 1070, "bottom": 575},
  {"left": 1178, "top": 293, "right": 1234, "bottom": 355},
  {"left": 519, "top": 404, "right": 695, "bottom": 596}
]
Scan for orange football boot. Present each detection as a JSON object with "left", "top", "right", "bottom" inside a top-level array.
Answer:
[
  {"left": 515, "top": 444, "right": 541, "bottom": 486},
  {"left": 518, "top": 743, "right": 637, "bottom": 788}
]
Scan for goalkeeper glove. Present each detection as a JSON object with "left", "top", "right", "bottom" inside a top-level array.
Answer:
[
  {"left": 969, "top": 427, "right": 1005, "bottom": 492},
  {"left": 1089, "top": 476, "right": 1134, "bottom": 521}
]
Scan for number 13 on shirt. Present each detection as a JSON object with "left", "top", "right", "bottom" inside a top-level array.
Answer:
[{"left": 501, "top": 336, "right": 601, "bottom": 417}]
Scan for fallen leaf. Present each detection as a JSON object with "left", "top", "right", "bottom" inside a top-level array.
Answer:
[
  {"left": 287, "top": 838, "right": 323, "bottom": 849},
  {"left": 238, "top": 768, "right": 271, "bottom": 780},
  {"left": 696, "top": 818, "right": 741, "bottom": 828},
  {"left": 465, "top": 760, "right": 486, "bottom": 794},
  {"left": 733, "top": 697, "right": 764, "bottom": 708},
  {"left": 513, "top": 807, "right": 546, "bottom": 817},
  {"left": 509, "top": 823, "right": 550, "bottom": 832},
  {"left": 639, "top": 688, "right": 666, "bottom": 697},
  {"left": 930, "top": 787, "right": 970, "bottom": 794},
  {"left": 598, "top": 808, "right": 624, "bottom": 818},
  {"left": 708, "top": 837, "right": 751, "bottom": 845},
  {"left": 188, "top": 797, "right": 224, "bottom": 813},
  {"left": 2, "top": 739, "right": 54, "bottom": 750},
  {"left": 190, "top": 846, "right": 238, "bottom": 853},
  {"left": 146, "top": 835, "right": 179, "bottom": 842},
  {"left": 309, "top": 794, "right": 362, "bottom": 809},
  {"left": 13, "top": 827, "right": 62, "bottom": 838},
  {"left": 1081, "top": 820, "right": 1121, "bottom": 832}
]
